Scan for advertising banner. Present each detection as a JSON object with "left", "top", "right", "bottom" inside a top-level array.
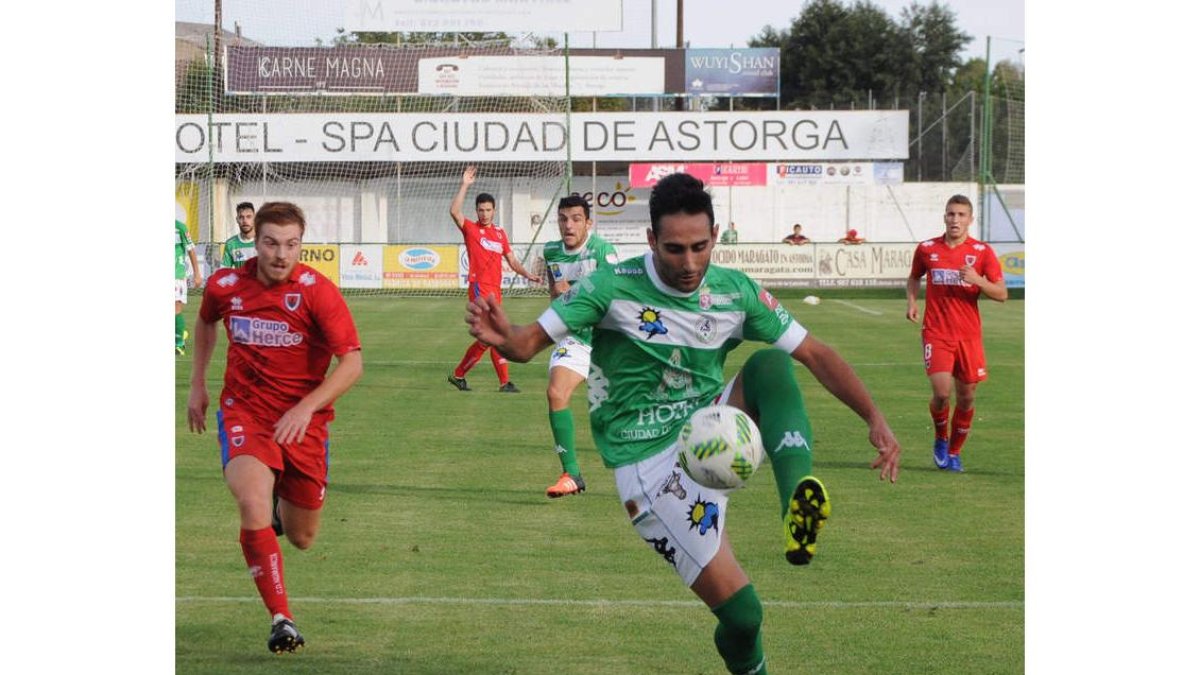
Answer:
[
  {"left": 175, "top": 111, "right": 909, "bottom": 163},
  {"left": 383, "top": 244, "right": 459, "bottom": 289},
  {"left": 457, "top": 244, "right": 542, "bottom": 290},
  {"left": 629, "top": 163, "right": 769, "bottom": 188},
  {"left": 684, "top": 48, "right": 779, "bottom": 96},
  {"left": 813, "top": 243, "right": 915, "bottom": 288},
  {"left": 567, "top": 176, "right": 652, "bottom": 245},
  {"left": 300, "top": 245, "right": 340, "bottom": 285},
  {"left": 992, "top": 244, "right": 1026, "bottom": 289},
  {"left": 771, "top": 162, "right": 905, "bottom": 186},
  {"left": 339, "top": 244, "right": 384, "bottom": 288},
  {"left": 418, "top": 56, "right": 664, "bottom": 97},
  {"left": 343, "top": 0, "right": 623, "bottom": 33},
  {"left": 709, "top": 244, "right": 817, "bottom": 284}
]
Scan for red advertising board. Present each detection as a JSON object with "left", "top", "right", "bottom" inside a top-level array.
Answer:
[{"left": 629, "top": 163, "right": 768, "bottom": 188}]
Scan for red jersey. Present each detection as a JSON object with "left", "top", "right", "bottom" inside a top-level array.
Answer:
[
  {"left": 460, "top": 218, "right": 511, "bottom": 287},
  {"left": 199, "top": 258, "right": 361, "bottom": 422},
  {"left": 910, "top": 235, "right": 1003, "bottom": 339}
]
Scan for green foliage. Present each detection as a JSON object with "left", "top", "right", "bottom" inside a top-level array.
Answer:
[{"left": 176, "top": 295, "right": 1024, "bottom": 673}]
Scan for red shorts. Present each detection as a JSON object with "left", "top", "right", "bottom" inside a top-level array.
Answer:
[
  {"left": 922, "top": 332, "right": 988, "bottom": 384},
  {"left": 218, "top": 406, "right": 331, "bottom": 510},
  {"left": 469, "top": 282, "right": 503, "bottom": 304}
]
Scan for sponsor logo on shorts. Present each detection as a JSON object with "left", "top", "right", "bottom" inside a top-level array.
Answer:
[
  {"left": 644, "top": 536, "right": 678, "bottom": 567},
  {"left": 230, "top": 316, "right": 304, "bottom": 347},
  {"left": 551, "top": 345, "right": 570, "bottom": 360},
  {"left": 231, "top": 435, "right": 245, "bottom": 448},
  {"left": 687, "top": 497, "right": 720, "bottom": 536},
  {"left": 658, "top": 470, "right": 688, "bottom": 500}
]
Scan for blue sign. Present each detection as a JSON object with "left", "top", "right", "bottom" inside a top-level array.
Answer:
[{"left": 684, "top": 48, "right": 780, "bottom": 96}]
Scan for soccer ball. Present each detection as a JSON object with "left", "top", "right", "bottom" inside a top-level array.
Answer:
[{"left": 676, "top": 405, "right": 765, "bottom": 490}]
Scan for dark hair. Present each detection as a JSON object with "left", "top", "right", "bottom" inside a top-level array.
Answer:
[
  {"left": 558, "top": 194, "right": 591, "bottom": 220},
  {"left": 236, "top": 202, "right": 255, "bottom": 213},
  {"left": 947, "top": 194, "right": 973, "bottom": 214},
  {"left": 649, "top": 172, "right": 713, "bottom": 235},
  {"left": 475, "top": 193, "right": 496, "bottom": 208},
  {"left": 254, "top": 201, "right": 307, "bottom": 239}
]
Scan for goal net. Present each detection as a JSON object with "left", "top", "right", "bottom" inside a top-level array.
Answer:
[{"left": 175, "top": 2, "right": 572, "bottom": 296}]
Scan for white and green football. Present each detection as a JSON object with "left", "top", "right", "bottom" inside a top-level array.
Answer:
[{"left": 676, "top": 405, "right": 765, "bottom": 490}]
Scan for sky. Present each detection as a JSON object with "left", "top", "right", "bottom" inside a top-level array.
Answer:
[{"left": 175, "top": 0, "right": 1024, "bottom": 64}]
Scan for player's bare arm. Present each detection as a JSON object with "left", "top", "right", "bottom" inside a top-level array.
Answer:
[
  {"left": 273, "top": 349, "right": 364, "bottom": 445},
  {"left": 187, "top": 317, "right": 221, "bottom": 433},
  {"left": 905, "top": 276, "right": 922, "bottom": 322},
  {"left": 791, "top": 335, "right": 902, "bottom": 482},
  {"left": 448, "top": 165, "right": 477, "bottom": 229},
  {"left": 504, "top": 251, "right": 543, "bottom": 283},
  {"left": 189, "top": 249, "right": 204, "bottom": 288},
  {"left": 960, "top": 265, "right": 1008, "bottom": 302},
  {"left": 466, "top": 295, "right": 553, "bottom": 362}
]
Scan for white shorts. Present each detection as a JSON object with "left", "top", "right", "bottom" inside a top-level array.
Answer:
[
  {"left": 175, "top": 279, "right": 188, "bottom": 304},
  {"left": 547, "top": 336, "right": 591, "bottom": 378}
]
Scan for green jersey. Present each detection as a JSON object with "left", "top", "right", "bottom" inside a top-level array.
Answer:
[
  {"left": 542, "top": 232, "right": 619, "bottom": 345},
  {"left": 222, "top": 234, "right": 257, "bottom": 269},
  {"left": 538, "top": 252, "right": 807, "bottom": 468},
  {"left": 720, "top": 228, "right": 738, "bottom": 244},
  {"left": 175, "top": 220, "right": 195, "bottom": 280}
]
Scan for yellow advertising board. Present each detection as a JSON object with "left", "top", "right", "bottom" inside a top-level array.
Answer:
[
  {"left": 383, "top": 245, "right": 460, "bottom": 289},
  {"left": 175, "top": 182, "right": 201, "bottom": 241},
  {"left": 300, "top": 245, "right": 340, "bottom": 285}
]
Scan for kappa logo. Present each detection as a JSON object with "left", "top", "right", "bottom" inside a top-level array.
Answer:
[
  {"left": 644, "top": 536, "right": 678, "bottom": 567},
  {"left": 773, "top": 430, "right": 810, "bottom": 454},
  {"left": 351, "top": 251, "right": 369, "bottom": 266},
  {"left": 284, "top": 293, "right": 302, "bottom": 312}
]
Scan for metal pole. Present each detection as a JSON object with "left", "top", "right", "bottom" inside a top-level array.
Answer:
[
  {"left": 980, "top": 37, "right": 993, "bottom": 240},
  {"left": 651, "top": 0, "right": 659, "bottom": 113},
  {"left": 564, "top": 32, "right": 571, "bottom": 193}
]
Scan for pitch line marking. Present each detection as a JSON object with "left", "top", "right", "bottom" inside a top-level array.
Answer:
[
  {"left": 832, "top": 299, "right": 884, "bottom": 316},
  {"left": 177, "top": 596, "right": 1021, "bottom": 610}
]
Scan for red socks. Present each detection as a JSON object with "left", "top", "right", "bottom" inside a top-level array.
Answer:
[
  {"left": 489, "top": 345, "right": 509, "bottom": 385},
  {"left": 930, "top": 403, "right": 950, "bottom": 441},
  {"left": 949, "top": 407, "right": 975, "bottom": 455},
  {"left": 240, "top": 527, "right": 290, "bottom": 619},
  {"left": 454, "top": 341, "right": 489, "bottom": 378}
]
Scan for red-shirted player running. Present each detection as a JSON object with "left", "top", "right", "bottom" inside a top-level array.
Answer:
[
  {"left": 447, "top": 165, "right": 540, "bottom": 393},
  {"left": 186, "top": 202, "right": 363, "bottom": 654},
  {"left": 906, "top": 194, "right": 1007, "bottom": 472}
]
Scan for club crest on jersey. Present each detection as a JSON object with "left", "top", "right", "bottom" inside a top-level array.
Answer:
[
  {"left": 284, "top": 293, "right": 302, "bottom": 312},
  {"left": 695, "top": 316, "right": 716, "bottom": 343},
  {"left": 638, "top": 307, "right": 669, "bottom": 339},
  {"left": 699, "top": 291, "right": 713, "bottom": 310},
  {"left": 965, "top": 255, "right": 977, "bottom": 266},
  {"left": 687, "top": 497, "right": 720, "bottom": 536}
]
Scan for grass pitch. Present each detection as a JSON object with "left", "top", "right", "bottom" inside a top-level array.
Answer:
[{"left": 176, "top": 292, "right": 1024, "bottom": 674}]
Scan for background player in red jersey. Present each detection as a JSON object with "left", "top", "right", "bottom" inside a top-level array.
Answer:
[
  {"left": 447, "top": 165, "right": 541, "bottom": 393},
  {"left": 186, "top": 202, "right": 363, "bottom": 653},
  {"left": 906, "top": 194, "right": 1007, "bottom": 472}
]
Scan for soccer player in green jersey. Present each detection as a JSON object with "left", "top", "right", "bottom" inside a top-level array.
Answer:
[
  {"left": 541, "top": 195, "right": 620, "bottom": 498},
  {"left": 175, "top": 219, "right": 203, "bottom": 355},
  {"left": 468, "top": 172, "right": 902, "bottom": 675},
  {"left": 221, "top": 202, "right": 258, "bottom": 269}
]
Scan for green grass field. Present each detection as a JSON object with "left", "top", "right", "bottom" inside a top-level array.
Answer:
[{"left": 175, "top": 292, "right": 1024, "bottom": 674}]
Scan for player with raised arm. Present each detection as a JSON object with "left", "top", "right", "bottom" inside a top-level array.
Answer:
[
  {"left": 447, "top": 165, "right": 541, "bottom": 393},
  {"left": 221, "top": 202, "right": 258, "bottom": 269},
  {"left": 187, "top": 202, "right": 363, "bottom": 654},
  {"left": 467, "top": 173, "right": 901, "bottom": 675},
  {"left": 541, "top": 195, "right": 620, "bottom": 498},
  {"left": 175, "top": 218, "right": 203, "bottom": 355},
  {"left": 906, "top": 194, "right": 1007, "bottom": 472}
]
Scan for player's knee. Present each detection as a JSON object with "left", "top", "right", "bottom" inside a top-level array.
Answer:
[
  {"left": 546, "top": 382, "right": 574, "bottom": 408},
  {"left": 743, "top": 348, "right": 792, "bottom": 382},
  {"left": 286, "top": 529, "right": 317, "bottom": 550}
]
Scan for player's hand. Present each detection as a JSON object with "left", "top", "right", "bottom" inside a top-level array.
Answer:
[
  {"left": 552, "top": 279, "right": 571, "bottom": 296},
  {"left": 462, "top": 165, "right": 477, "bottom": 186},
  {"left": 192, "top": 275, "right": 204, "bottom": 289},
  {"left": 274, "top": 404, "right": 314, "bottom": 445},
  {"left": 866, "top": 417, "right": 902, "bottom": 483},
  {"left": 906, "top": 304, "right": 919, "bottom": 323},
  {"left": 466, "top": 294, "right": 509, "bottom": 347},
  {"left": 960, "top": 264, "right": 982, "bottom": 285},
  {"left": 187, "top": 384, "right": 209, "bottom": 434},
  {"left": 525, "top": 271, "right": 543, "bottom": 283}
]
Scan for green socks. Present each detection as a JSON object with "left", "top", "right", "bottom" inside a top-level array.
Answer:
[
  {"left": 712, "top": 584, "right": 767, "bottom": 674},
  {"left": 740, "top": 349, "right": 815, "bottom": 519},
  {"left": 175, "top": 313, "right": 186, "bottom": 348},
  {"left": 548, "top": 408, "right": 581, "bottom": 476}
]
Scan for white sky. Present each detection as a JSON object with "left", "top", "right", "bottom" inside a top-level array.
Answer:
[{"left": 175, "top": 0, "right": 1024, "bottom": 63}]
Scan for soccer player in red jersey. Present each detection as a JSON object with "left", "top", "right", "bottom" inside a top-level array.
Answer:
[
  {"left": 447, "top": 165, "right": 541, "bottom": 393},
  {"left": 906, "top": 195, "right": 1007, "bottom": 472},
  {"left": 186, "top": 202, "right": 363, "bottom": 653}
]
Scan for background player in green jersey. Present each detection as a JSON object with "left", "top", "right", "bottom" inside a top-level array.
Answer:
[
  {"left": 541, "top": 195, "right": 620, "bottom": 498},
  {"left": 467, "top": 172, "right": 902, "bottom": 675},
  {"left": 221, "top": 202, "right": 258, "bottom": 269},
  {"left": 175, "top": 218, "right": 203, "bottom": 354}
]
